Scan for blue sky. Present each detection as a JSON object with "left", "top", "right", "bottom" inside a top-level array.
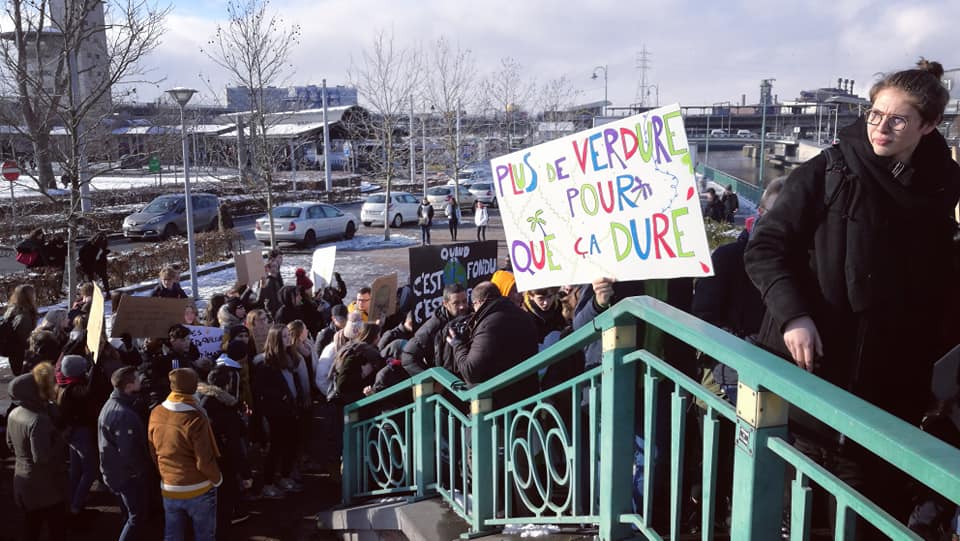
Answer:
[{"left": 132, "top": 0, "right": 960, "bottom": 112}]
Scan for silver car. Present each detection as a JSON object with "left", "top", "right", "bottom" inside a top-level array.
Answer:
[
  {"left": 254, "top": 202, "right": 358, "bottom": 246},
  {"left": 123, "top": 193, "right": 220, "bottom": 240},
  {"left": 468, "top": 182, "right": 497, "bottom": 207}
]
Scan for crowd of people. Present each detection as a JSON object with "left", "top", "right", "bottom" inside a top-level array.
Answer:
[{"left": 3, "top": 59, "right": 959, "bottom": 540}]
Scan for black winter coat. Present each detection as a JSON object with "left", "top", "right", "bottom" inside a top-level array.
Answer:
[
  {"left": 199, "top": 383, "right": 251, "bottom": 480},
  {"left": 692, "top": 229, "right": 764, "bottom": 337},
  {"left": 401, "top": 309, "right": 452, "bottom": 376},
  {"left": 257, "top": 274, "right": 284, "bottom": 318},
  {"left": 149, "top": 282, "right": 188, "bottom": 299},
  {"left": 334, "top": 342, "right": 384, "bottom": 405},
  {"left": 745, "top": 119, "right": 960, "bottom": 422},
  {"left": 452, "top": 297, "right": 539, "bottom": 408},
  {"left": 252, "top": 362, "right": 296, "bottom": 419},
  {"left": 378, "top": 324, "right": 413, "bottom": 357}
]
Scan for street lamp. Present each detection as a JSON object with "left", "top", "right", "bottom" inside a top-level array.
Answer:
[
  {"left": 591, "top": 65, "right": 608, "bottom": 117},
  {"left": 166, "top": 86, "right": 199, "bottom": 301}
]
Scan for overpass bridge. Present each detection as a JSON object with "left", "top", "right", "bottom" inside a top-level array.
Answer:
[{"left": 321, "top": 297, "right": 960, "bottom": 540}]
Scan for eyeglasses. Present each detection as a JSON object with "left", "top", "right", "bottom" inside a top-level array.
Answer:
[
  {"left": 865, "top": 109, "right": 909, "bottom": 132},
  {"left": 357, "top": 296, "right": 371, "bottom": 303}
]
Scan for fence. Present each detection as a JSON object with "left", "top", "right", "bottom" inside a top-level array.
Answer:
[
  {"left": 342, "top": 296, "right": 960, "bottom": 540},
  {"left": 697, "top": 163, "right": 763, "bottom": 206}
]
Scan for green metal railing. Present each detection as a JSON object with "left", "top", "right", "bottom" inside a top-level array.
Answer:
[
  {"left": 697, "top": 163, "right": 763, "bottom": 205},
  {"left": 342, "top": 296, "right": 960, "bottom": 540}
]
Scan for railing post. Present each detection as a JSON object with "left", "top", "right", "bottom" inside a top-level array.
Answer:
[
  {"left": 598, "top": 318, "right": 637, "bottom": 540},
  {"left": 413, "top": 382, "right": 436, "bottom": 498},
  {"left": 341, "top": 409, "right": 358, "bottom": 506},
  {"left": 469, "top": 397, "right": 494, "bottom": 534},
  {"left": 730, "top": 380, "right": 789, "bottom": 540}
]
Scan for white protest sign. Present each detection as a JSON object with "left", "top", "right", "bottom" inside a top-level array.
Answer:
[
  {"left": 491, "top": 104, "right": 713, "bottom": 291},
  {"left": 310, "top": 245, "right": 337, "bottom": 294},
  {"left": 186, "top": 325, "right": 224, "bottom": 359}
]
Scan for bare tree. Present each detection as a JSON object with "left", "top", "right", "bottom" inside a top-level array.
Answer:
[
  {"left": 348, "top": 29, "right": 420, "bottom": 240},
  {"left": 0, "top": 0, "right": 169, "bottom": 296},
  {"left": 535, "top": 75, "right": 582, "bottom": 141},
  {"left": 479, "top": 57, "right": 536, "bottom": 154},
  {"left": 424, "top": 36, "right": 476, "bottom": 205},
  {"left": 203, "top": 0, "right": 300, "bottom": 248}
]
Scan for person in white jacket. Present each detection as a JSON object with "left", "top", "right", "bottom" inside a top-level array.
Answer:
[{"left": 474, "top": 200, "right": 489, "bottom": 241}]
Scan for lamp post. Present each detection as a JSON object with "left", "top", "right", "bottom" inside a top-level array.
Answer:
[
  {"left": 592, "top": 65, "right": 608, "bottom": 117},
  {"left": 758, "top": 79, "right": 775, "bottom": 188},
  {"left": 166, "top": 86, "right": 199, "bottom": 300}
]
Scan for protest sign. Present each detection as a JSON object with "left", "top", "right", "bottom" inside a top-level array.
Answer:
[
  {"left": 235, "top": 249, "right": 265, "bottom": 286},
  {"left": 86, "top": 283, "right": 105, "bottom": 362},
  {"left": 187, "top": 325, "right": 224, "bottom": 359},
  {"left": 408, "top": 240, "right": 498, "bottom": 323},
  {"left": 310, "top": 245, "right": 337, "bottom": 294},
  {"left": 111, "top": 296, "right": 189, "bottom": 338},
  {"left": 491, "top": 104, "right": 712, "bottom": 291},
  {"left": 369, "top": 273, "right": 398, "bottom": 324}
]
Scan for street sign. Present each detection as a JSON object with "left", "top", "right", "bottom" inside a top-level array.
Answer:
[
  {"left": 2, "top": 160, "right": 20, "bottom": 181},
  {"left": 148, "top": 156, "right": 161, "bottom": 173}
]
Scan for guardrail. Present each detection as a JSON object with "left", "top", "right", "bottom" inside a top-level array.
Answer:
[
  {"left": 697, "top": 163, "right": 763, "bottom": 206},
  {"left": 342, "top": 296, "right": 960, "bottom": 540}
]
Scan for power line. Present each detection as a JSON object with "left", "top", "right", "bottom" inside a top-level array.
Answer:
[{"left": 634, "top": 45, "right": 651, "bottom": 106}]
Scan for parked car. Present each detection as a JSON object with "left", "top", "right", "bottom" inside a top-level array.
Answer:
[
  {"left": 709, "top": 129, "right": 728, "bottom": 137},
  {"left": 123, "top": 193, "right": 221, "bottom": 240},
  {"left": 468, "top": 182, "right": 497, "bottom": 207},
  {"left": 253, "top": 202, "right": 357, "bottom": 246},
  {"left": 361, "top": 191, "right": 422, "bottom": 228},
  {"left": 736, "top": 129, "right": 755, "bottom": 137},
  {"left": 426, "top": 185, "right": 475, "bottom": 210}
]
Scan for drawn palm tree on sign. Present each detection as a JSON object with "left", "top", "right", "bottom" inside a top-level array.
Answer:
[{"left": 526, "top": 209, "right": 547, "bottom": 236}]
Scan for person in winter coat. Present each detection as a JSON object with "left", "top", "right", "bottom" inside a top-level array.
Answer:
[
  {"left": 333, "top": 323, "right": 384, "bottom": 405},
  {"left": 319, "top": 271, "right": 348, "bottom": 308},
  {"left": 139, "top": 324, "right": 201, "bottom": 410},
  {"left": 214, "top": 339, "right": 248, "bottom": 406},
  {"left": 56, "top": 355, "right": 105, "bottom": 518},
  {"left": 149, "top": 266, "right": 189, "bottom": 299},
  {"left": 15, "top": 228, "right": 47, "bottom": 269},
  {"left": 401, "top": 283, "right": 470, "bottom": 376},
  {"left": 720, "top": 184, "right": 739, "bottom": 224},
  {"left": 378, "top": 310, "right": 415, "bottom": 360},
  {"left": 98, "top": 366, "right": 154, "bottom": 541},
  {"left": 218, "top": 297, "right": 247, "bottom": 330},
  {"left": 7, "top": 362, "right": 68, "bottom": 540},
  {"left": 34, "top": 308, "right": 70, "bottom": 348},
  {"left": 417, "top": 199, "right": 434, "bottom": 245},
  {"left": 253, "top": 325, "right": 301, "bottom": 498},
  {"left": 473, "top": 200, "right": 489, "bottom": 241},
  {"left": 315, "top": 304, "right": 347, "bottom": 361},
  {"left": 200, "top": 366, "right": 253, "bottom": 538},
  {"left": 444, "top": 199, "right": 461, "bottom": 241},
  {"left": 256, "top": 260, "right": 284, "bottom": 318},
  {"left": 3, "top": 283, "right": 40, "bottom": 376},
  {"left": 744, "top": 59, "right": 960, "bottom": 529},
  {"left": 702, "top": 188, "right": 725, "bottom": 222},
  {"left": 274, "top": 285, "right": 305, "bottom": 326},
  {"left": 449, "top": 282, "right": 539, "bottom": 408},
  {"left": 78, "top": 232, "right": 110, "bottom": 293},
  {"left": 23, "top": 330, "right": 62, "bottom": 375},
  {"left": 148, "top": 368, "right": 222, "bottom": 541}
]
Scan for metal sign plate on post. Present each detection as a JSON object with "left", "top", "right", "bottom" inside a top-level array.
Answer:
[
  {"left": 2, "top": 160, "right": 20, "bottom": 181},
  {"left": 148, "top": 156, "right": 161, "bottom": 173}
]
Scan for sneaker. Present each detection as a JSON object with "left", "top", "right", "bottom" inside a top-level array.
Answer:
[
  {"left": 278, "top": 477, "right": 304, "bottom": 493},
  {"left": 230, "top": 512, "right": 252, "bottom": 525},
  {"left": 261, "top": 484, "right": 285, "bottom": 499}
]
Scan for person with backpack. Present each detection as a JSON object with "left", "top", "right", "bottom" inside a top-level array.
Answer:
[
  {"left": 745, "top": 58, "right": 960, "bottom": 534},
  {"left": 417, "top": 198, "right": 434, "bottom": 245},
  {"left": 2, "top": 284, "right": 40, "bottom": 376},
  {"left": 15, "top": 229, "right": 47, "bottom": 269}
]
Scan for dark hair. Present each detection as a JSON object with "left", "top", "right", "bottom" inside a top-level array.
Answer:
[
  {"left": 870, "top": 58, "right": 949, "bottom": 125},
  {"left": 358, "top": 287, "right": 372, "bottom": 296},
  {"left": 205, "top": 294, "right": 227, "bottom": 326},
  {"left": 263, "top": 324, "right": 289, "bottom": 370},
  {"left": 529, "top": 287, "right": 560, "bottom": 296},
  {"left": 111, "top": 366, "right": 138, "bottom": 390},
  {"left": 471, "top": 281, "right": 501, "bottom": 305},
  {"left": 28, "top": 228, "right": 44, "bottom": 241},
  {"left": 442, "top": 283, "right": 466, "bottom": 301},
  {"left": 168, "top": 324, "right": 190, "bottom": 340},
  {"left": 356, "top": 323, "right": 380, "bottom": 345},
  {"left": 207, "top": 365, "right": 232, "bottom": 389}
]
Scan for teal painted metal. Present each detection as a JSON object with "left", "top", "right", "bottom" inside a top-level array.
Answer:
[
  {"left": 696, "top": 162, "right": 763, "bottom": 205},
  {"left": 340, "top": 296, "right": 960, "bottom": 540}
]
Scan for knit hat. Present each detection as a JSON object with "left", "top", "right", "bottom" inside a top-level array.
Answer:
[
  {"left": 331, "top": 304, "right": 348, "bottom": 319},
  {"left": 60, "top": 355, "right": 88, "bottom": 379},
  {"left": 169, "top": 368, "right": 199, "bottom": 395},
  {"left": 490, "top": 270, "right": 517, "bottom": 298},
  {"left": 226, "top": 338, "right": 248, "bottom": 361},
  {"left": 295, "top": 267, "right": 313, "bottom": 290},
  {"left": 228, "top": 324, "right": 249, "bottom": 339}
]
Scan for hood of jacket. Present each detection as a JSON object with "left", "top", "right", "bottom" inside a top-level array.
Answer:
[
  {"left": 838, "top": 118, "right": 960, "bottom": 215},
  {"left": 9, "top": 373, "right": 44, "bottom": 411},
  {"left": 197, "top": 382, "right": 237, "bottom": 407},
  {"left": 217, "top": 304, "right": 242, "bottom": 327},
  {"left": 215, "top": 353, "right": 241, "bottom": 369}
]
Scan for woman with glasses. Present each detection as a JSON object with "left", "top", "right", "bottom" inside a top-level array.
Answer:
[{"left": 745, "top": 59, "right": 960, "bottom": 533}]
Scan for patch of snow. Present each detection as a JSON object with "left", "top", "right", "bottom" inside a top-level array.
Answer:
[{"left": 501, "top": 523, "right": 562, "bottom": 538}]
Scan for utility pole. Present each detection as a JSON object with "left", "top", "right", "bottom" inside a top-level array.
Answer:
[
  {"left": 758, "top": 78, "right": 775, "bottom": 188},
  {"left": 455, "top": 100, "right": 461, "bottom": 205},
  {"left": 322, "top": 79, "right": 331, "bottom": 193},
  {"left": 409, "top": 96, "right": 415, "bottom": 183},
  {"left": 422, "top": 104, "right": 427, "bottom": 198}
]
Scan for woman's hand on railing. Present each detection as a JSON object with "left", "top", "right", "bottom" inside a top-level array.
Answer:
[{"left": 783, "top": 316, "right": 822, "bottom": 372}]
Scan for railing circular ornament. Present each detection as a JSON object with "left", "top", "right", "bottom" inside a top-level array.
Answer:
[
  {"left": 507, "top": 402, "right": 572, "bottom": 514},
  {"left": 364, "top": 418, "right": 407, "bottom": 489}
]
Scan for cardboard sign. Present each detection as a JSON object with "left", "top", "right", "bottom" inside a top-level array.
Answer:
[
  {"left": 408, "top": 240, "right": 498, "bottom": 324},
  {"left": 111, "top": 296, "right": 189, "bottom": 338},
  {"left": 86, "top": 283, "right": 106, "bottom": 362},
  {"left": 310, "top": 245, "right": 337, "bottom": 293},
  {"left": 186, "top": 325, "right": 224, "bottom": 359},
  {"left": 235, "top": 249, "right": 266, "bottom": 286},
  {"left": 369, "top": 273, "right": 398, "bottom": 324},
  {"left": 490, "top": 104, "right": 713, "bottom": 291}
]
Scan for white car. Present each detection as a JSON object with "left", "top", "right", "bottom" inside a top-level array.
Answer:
[
  {"left": 361, "top": 191, "right": 422, "bottom": 227},
  {"left": 426, "top": 185, "right": 475, "bottom": 210},
  {"left": 468, "top": 182, "right": 497, "bottom": 206},
  {"left": 254, "top": 202, "right": 358, "bottom": 246}
]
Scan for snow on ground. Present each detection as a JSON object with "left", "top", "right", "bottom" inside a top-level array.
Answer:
[{"left": 1, "top": 172, "right": 233, "bottom": 200}]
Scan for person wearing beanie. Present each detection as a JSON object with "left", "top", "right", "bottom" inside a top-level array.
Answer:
[
  {"left": 490, "top": 270, "right": 523, "bottom": 307},
  {"left": 294, "top": 267, "right": 313, "bottom": 292},
  {"left": 199, "top": 366, "right": 253, "bottom": 537},
  {"left": 98, "top": 366, "right": 153, "bottom": 541},
  {"left": 56, "top": 354, "right": 106, "bottom": 520},
  {"left": 148, "top": 368, "right": 222, "bottom": 540}
]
